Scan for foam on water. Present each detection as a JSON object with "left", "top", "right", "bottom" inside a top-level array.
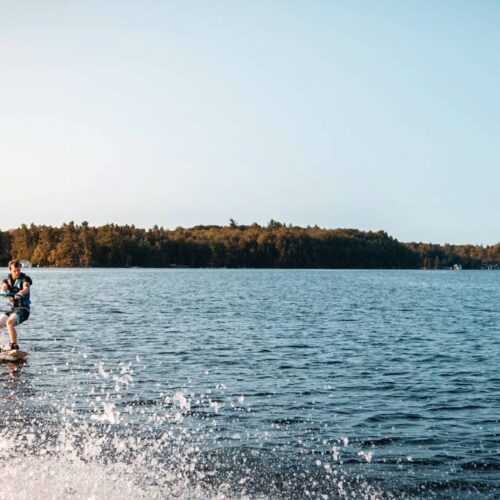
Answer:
[{"left": 0, "top": 360, "right": 389, "bottom": 500}]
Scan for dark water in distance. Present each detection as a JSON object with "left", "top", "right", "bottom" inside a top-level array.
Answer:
[{"left": 0, "top": 269, "right": 499, "bottom": 499}]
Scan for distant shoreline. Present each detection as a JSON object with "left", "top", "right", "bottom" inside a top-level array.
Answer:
[
  {"left": 2, "top": 222, "right": 498, "bottom": 270},
  {"left": 19, "top": 266, "right": 498, "bottom": 272}
]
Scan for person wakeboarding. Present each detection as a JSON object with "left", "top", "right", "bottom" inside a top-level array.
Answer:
[{"left": 0, "top": 260, "right": 32, "bottom": 351}]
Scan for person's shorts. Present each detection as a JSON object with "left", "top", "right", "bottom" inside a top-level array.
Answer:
[{"left": 0, "top": 308, "right": 30, "bottom": 327}]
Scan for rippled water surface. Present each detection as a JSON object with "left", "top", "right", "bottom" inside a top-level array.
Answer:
[{"left": 0, "top": 269, "right": 499, "bottom": 498}]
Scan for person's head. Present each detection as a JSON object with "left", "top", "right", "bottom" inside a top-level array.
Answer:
[{"left": 8, "top": 260, "right": 21, "bottom": 278}]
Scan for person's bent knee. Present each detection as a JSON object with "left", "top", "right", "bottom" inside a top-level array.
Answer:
[{"left": 6, "top": 315, "right": 17, "bottom": 327}]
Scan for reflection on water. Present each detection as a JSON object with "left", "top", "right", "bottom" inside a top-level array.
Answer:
[
  {"left": 1, "top": 360, "right": 25, "bottom": 380},
  {"left": 0, "top": 269, "right": 498, "bottom": 499}
]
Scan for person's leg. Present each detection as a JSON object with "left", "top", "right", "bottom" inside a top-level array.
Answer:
[
  {"left": 6, "top": 310, "right": 29, "bottom": 349},
  {"left": 6, "top": 314, "right": 18, "bottom": 346},
  {"left": 0, "top": 314, "right": 11, "bottom": 350}
]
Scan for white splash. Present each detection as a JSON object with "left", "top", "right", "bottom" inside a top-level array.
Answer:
[
  {"left": 358, "top": 450, "right": 373, "bottom": 463},
  {"left": 91, "top": 402, "right": 121, "bottom": 424},
  {"left": 173, "top": 391, "right": 191, "bottom": 411},
  {"left": 209, "top": 400, "right": 221, "bottom": 412}
]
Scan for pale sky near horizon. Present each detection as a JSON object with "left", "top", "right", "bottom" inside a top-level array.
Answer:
[{"left": 1, "top": 1, "right": 498, "bottom": 244}]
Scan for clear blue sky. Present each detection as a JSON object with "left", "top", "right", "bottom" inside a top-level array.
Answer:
[{"left": 1, "top": 1, "right": 498, "bottom": 244}]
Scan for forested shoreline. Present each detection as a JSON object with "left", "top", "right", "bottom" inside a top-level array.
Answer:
[{"left": 0, "top": 221, "right": 498, "bottom": 269}]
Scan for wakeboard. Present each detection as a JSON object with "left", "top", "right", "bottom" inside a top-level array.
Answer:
[{"left": 0, "top": 348, "right": 30, "bottom": 362}]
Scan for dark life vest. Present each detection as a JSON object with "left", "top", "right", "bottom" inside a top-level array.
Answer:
[{"left": 3, "top": 273, "right": 32, "bottom": 309}]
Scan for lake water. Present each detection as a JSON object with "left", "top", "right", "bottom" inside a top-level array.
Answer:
[{"left": 0, "top": 269, "right": 498, "bottom": 499}]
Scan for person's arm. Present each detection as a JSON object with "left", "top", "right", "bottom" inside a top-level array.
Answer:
[
  {"left": 1, "top": 281, "right": 7, "bottom": 293},
  {"left": 16, "top": 281, "right": 30, "bottom": 297}
]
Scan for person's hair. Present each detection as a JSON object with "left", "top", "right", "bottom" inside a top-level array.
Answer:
[{"left": 8, "top": 260, "right": 21, "bottom": 269}]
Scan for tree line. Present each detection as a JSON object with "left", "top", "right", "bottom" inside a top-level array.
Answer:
[{"left": 0, "top": 221, "right": 498, "bottom": 269}]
